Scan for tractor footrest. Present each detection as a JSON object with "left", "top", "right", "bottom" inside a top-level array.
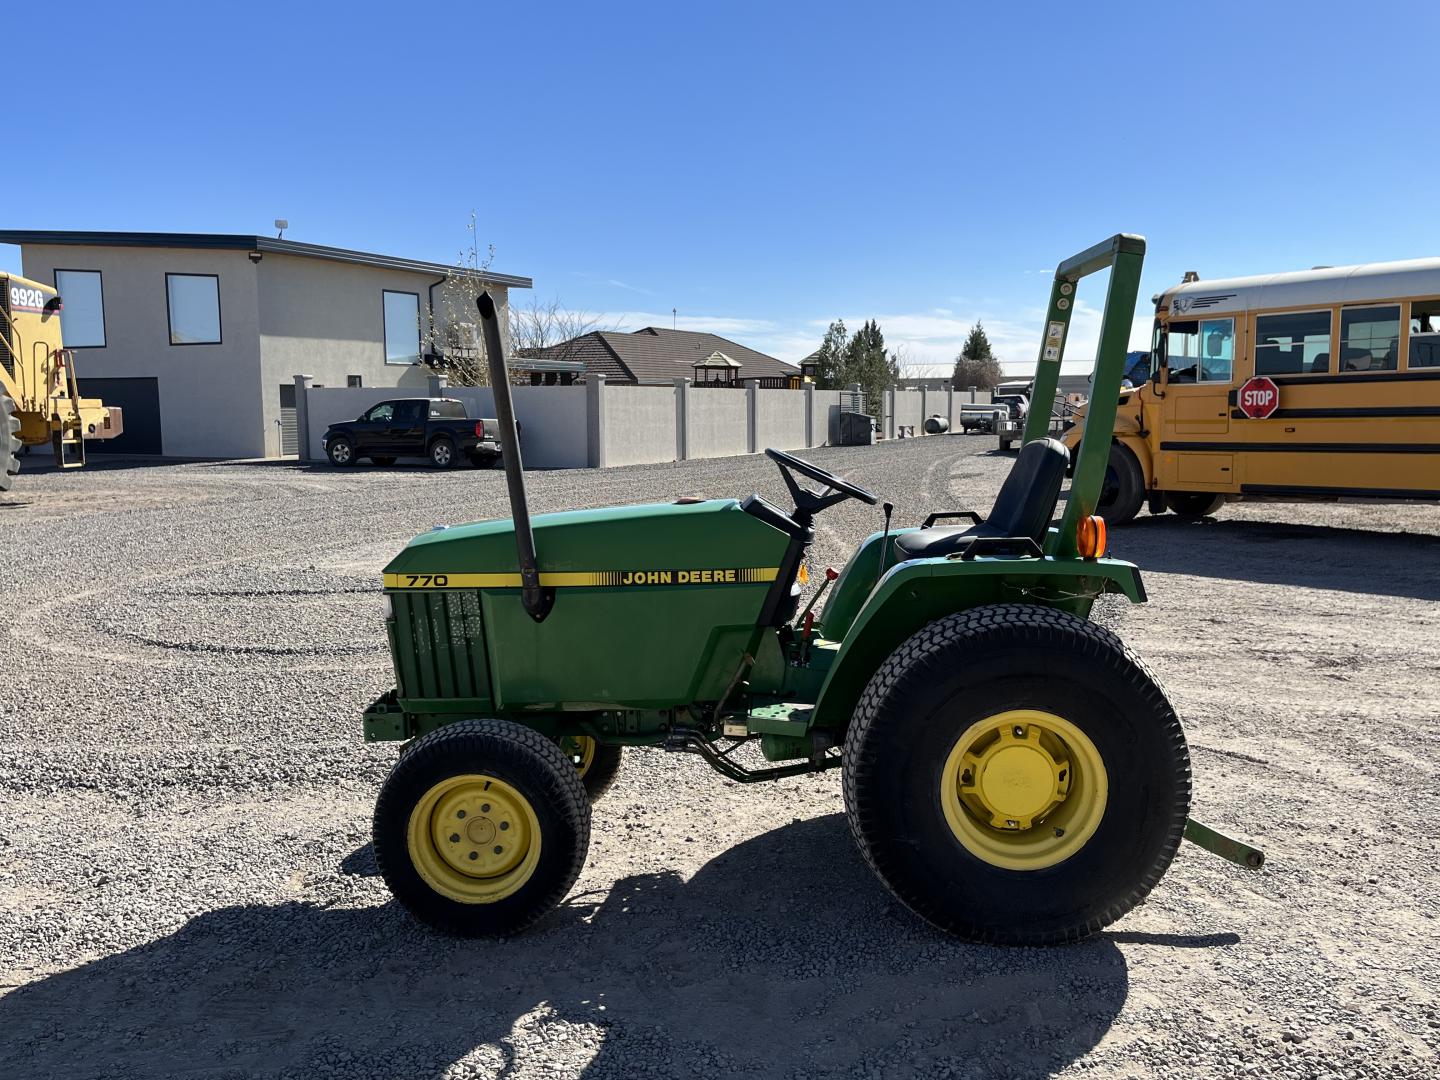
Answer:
[{"left": 746, "top": 703, "right": 813, "bottom": 737}]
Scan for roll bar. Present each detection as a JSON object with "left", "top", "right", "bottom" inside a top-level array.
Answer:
[
  {"left": 1020, "top": 233, "right": 1145, "bottom": 557},
  {"left": 478, "top": 292, "right": 553, "bottom": 622}
]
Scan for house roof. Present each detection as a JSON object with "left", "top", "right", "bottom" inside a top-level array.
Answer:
[
  {"left": 530, "top": 326, "right": 797, "bottom": 384},
  {"left": 0, "top": 230, "right": 532, "bottom": 288}
]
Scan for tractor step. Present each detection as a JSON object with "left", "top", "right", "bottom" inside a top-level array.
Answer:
[
  {"left": 52, "top": 430, "right": 86, "bottom": 469},
  {"left": 743, "top": 703, "right": 813, "bottom": 737}
]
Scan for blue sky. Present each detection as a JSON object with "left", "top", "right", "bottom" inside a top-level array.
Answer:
[{"left": 6, "top": 1, "right": 1438, "bottom": 374}]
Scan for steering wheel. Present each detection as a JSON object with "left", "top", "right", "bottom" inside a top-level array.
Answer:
[{"left": 765, "top": 448, "right": 879, "bottom": 507}]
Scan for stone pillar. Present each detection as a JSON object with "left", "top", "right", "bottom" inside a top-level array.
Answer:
[
  {"left": 292, "top": 374, "right": 314, "bottom": 461},
  {"left": 675, "top": 378, "right": 691, "bottom": 461},
  {"left": 586, "top": 375, "right": 607, "bottom": 468},
  {"left": 745, "top": 379, "right": 760, "bottom": 454}
]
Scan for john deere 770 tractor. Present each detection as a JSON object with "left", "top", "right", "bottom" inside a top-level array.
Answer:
[{"left": 364, "top": 235, "right": 1261, "bottom": 943}]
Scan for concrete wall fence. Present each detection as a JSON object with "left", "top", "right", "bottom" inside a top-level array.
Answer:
[{"left": 297, "top": 376, "right": 994, "bottom": 470}]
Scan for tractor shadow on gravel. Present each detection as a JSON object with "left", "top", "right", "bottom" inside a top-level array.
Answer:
[{"left": 0, "top": 814, "right": 1229, "bottom": 1079}]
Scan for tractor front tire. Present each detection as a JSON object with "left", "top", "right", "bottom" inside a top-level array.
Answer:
[
  {"left": 559, "top": 736, "right": 624, "bottom": 801},
  {"left": 843, "top": 603, "right": 1190, "bottom": 945},
  {"left": 1099, "top": 443, "right": 1145, "bottom": 524},
  {"left": 373, "top": 718, "right": 591, "bottom": 936},
  {"left": 1166, "top": 491, "right": 1226, "bottom": 519},
  {"left": 1, "top": 393, "right": 20, "bottom": 493}
]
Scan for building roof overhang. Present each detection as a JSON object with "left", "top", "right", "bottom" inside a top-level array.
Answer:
[{"left": 0, "top": 230, "right": 533, "bottom": 288}]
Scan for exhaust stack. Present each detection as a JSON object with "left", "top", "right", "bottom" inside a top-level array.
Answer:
[{"left": 477, "top": 292, "right": 553, "bottom": 622}]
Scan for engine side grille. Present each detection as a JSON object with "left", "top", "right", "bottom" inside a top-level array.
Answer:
[
  {"left": 391, "top": 590, "right": 492, "bottom": 702},
  {"left": 0, "top": 282, "right": 13, "bottom": 379}
]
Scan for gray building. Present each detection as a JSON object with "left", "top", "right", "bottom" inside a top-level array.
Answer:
[{"left": 0, "top": 231, "right": 530, "bottom": 458}]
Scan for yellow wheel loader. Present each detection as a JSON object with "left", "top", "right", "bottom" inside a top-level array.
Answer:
[{"left": 1, "top": 272, "right": 122, "bottom": 490}]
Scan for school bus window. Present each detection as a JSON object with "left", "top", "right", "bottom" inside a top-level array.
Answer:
[
  {"left": 1166, "top": 320, "right": 1200, "bottom": 382},
  {"left": 1198, "top": 319, "right": 1234, "bottom": 382},
  {"left": 1254, "top": 310, "right": 1331, "bottom": 376},
  {"left": 1409, "top": 300, "right": 1440, "bottom": 368},
  {"left": 1339, "top": 305, "right": 1400, "bottom": 372}
]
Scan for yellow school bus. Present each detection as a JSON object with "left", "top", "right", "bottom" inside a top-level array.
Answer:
[{"left": 1067, "top": 258, "right": 1440, "bottom": 522}]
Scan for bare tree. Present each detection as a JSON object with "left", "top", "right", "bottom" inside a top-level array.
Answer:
[
  {"left": 425, "top": 211, "right": 501, "bottom": 386},
  {"left": 509, "top": 295, "right": 619, "bottom": 362},
  {"left": 423, "top": 212, "right": 620, "bottom": 386}
]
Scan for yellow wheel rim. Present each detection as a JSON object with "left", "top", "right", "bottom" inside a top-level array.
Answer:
[
  {"left": 560, "top": 736, "right": 597, "bottom": 778},
  {"left": 939, "top": 709, "right": 1108, "bottom": 871},
  {"left": 406, "top": 774, "right": 541, "bottom": 904}
]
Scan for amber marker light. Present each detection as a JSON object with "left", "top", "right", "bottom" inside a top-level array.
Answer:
[{"left": 1077, "top": 515, "right": 1107, "bottom": 559}]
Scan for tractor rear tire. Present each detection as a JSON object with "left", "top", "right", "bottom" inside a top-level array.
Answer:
[
  {"left": 1, "top": 393, "right": 21, "bottom": 492},
  {"left": 1166, "top": 491, "right": 1226, "bottom": 519},
  {"left": 560, "top": 736, "right": 624, "bottom": 801},
  {"left": 373, "top": 718, "right": 591, "bottom": 936},
  {"left": 842, "top": 603, "right": 1190, "bottom": 945},
  {"left": 1098, "top": 444, "right": 1145, "bottom": 524}
]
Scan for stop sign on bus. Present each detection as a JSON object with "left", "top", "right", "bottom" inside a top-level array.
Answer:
[{"left": 1238, "top": 376, "right": 1280, "bottom": 419}]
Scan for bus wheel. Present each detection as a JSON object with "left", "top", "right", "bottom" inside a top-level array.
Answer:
[
  {"left": 1166, "top": 492, "right": 1226, "bottom": 519},
  {"left": 1098, "top": 445, "right": 1145, "bottom": 525}
]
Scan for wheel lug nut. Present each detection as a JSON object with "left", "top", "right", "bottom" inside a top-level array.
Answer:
[
  {"left": 1054, "top": 827, "right": 1066, "bottom": 838},
  {"left": 1013, "top": 726, "right": 1025, "bottom": 738},
  {"left": 468, "top": 851, "right": 478, "bottom": 861},
  {"left": 499, "top": 821, "right": 510, "bottom": 831},
  {"left": 481, "top": 804, "right": 491, "bottom": 813},
  {"left": 456, "top": 809, "right": 466, "bottom": 819},
  {"left": 493, "top": 846, "right": 503, "bottom": 855},
  {"left": 449, "top": 833, "right": 460, "bottom": 843}
]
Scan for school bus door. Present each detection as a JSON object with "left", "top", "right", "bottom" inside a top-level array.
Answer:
[{"left": 1157, "top": 317, "right": 1236, "bottom": 490}]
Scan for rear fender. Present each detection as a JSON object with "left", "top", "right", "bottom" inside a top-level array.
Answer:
[{"left": 809, "top": 555, "right": 1145, "bottom": 732}]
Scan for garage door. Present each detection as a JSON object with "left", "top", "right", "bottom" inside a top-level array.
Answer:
[{"left": 76, "top": 377, "right": 162, "bottom": 455}]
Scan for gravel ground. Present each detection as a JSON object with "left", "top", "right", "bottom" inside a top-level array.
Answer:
[{"left": 0, "top": 436, "right": 1437, "bottom": 1080}]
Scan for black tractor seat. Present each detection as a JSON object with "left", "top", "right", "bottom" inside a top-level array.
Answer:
[{"left": 894, "top": 437, "right": 1070, "bottom": 561}]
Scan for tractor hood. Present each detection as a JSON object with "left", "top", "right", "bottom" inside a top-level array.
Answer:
[{"left": 383, "top": 498, "right": 791, "bottom": 584}]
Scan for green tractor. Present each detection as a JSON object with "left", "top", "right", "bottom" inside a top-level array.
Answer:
[{"left": 364, "top": 235, "right": 1261, "bottom": 944}]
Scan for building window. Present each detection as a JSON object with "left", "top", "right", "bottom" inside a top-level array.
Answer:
[
  {"left": 1334, "top": 305, "right": 1400, "bottom": 372},
  {"left": 1410, "top": 300, "right": 1440, "bottom": 369},
  {"left": 383, "top": 291, "right": 421, "bottom": 365},
  {"left": 1254, "top": 310, "right": 1332, "bottom": 376},
  {"left": 346, "top": 375, "right": 363, "bottom": 388},
  {"left": 166, "top": 274, "right": 221, "bottom": 345},
  {"left": 53, "top": 269, "right": 106, "bottom": 348}
]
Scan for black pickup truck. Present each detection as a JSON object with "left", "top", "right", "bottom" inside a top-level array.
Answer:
[{"left": 323, "top": 397, "right": 502, "bottom": 468}]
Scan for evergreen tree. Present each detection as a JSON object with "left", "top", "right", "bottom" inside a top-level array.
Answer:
[
  {"left": 811, "top": 320, "right": 849, "bottom": 389},
  {"left": 951, "top": 321, "right": 1003, "bottom": 390},
  {"left": 842, "top": 319, "right": 899, "bottom": 408}
]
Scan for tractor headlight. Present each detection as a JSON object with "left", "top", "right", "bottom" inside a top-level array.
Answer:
[{"left": 381, "top": 593, "right": 393, "bottom": 620}]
